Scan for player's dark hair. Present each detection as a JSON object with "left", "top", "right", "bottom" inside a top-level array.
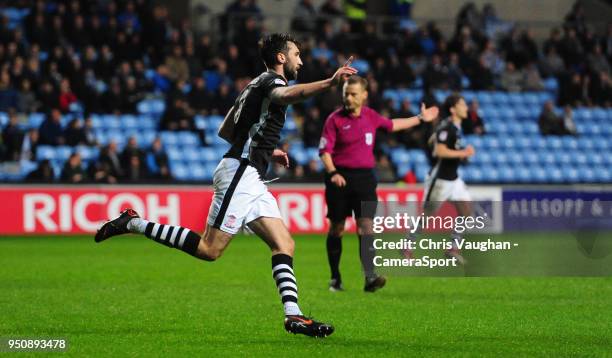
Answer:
[
  {"left": 258, "top": 33, "right": 300, "bottom": 68},
  {"left": 346, "top": 75, "right": 368, "bottom": 90},
  {"left": 443, "top": 93, "right": 464, "bottom": 116}
]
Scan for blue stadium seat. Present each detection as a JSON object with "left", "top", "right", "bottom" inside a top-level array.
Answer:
[
  {"left": 464, "top": 166, "right": 483, "bottom": 182},
  {"left": 481, "top": 165, "right": 499, "bottom": 183},
  {"left": 492, "top": 92, "right": 509, "bottom": 104},
  {"left": 498, "top": 165, "right": 516, "bottom": 183},
  {"left": 390, "top": 149, "right": 409, "bottom": 164},
  {"left": 408, "top": 149, "right": 427, "bottom": 164},
  {"left": 499, "top": 137, "right": 516, "bottom": 149},
  {"left": 495, "top": 151, "right": 510, "bottom": 165},
  {"left": 477, "top": 92, "right": 493, "bottom": 105},
  {"left": 198, "top": 147, "right": 217, "bottom": 162},
  {"left": 138, "top": 115, "right": 157, "bottom": 130},
  {"left": 56, "top": 146, "right": 73, "bottom": 161},
  {"left": 194, "top": 115, "right": 207, "bottom": 130},
  {"left": 121, "top": 115, "right": 139, "bottom": 129},
  {"left": 531, "top": 165, "right": 548, "bottom": 183},
  {"left": 577, "top": 138, "right": 595, "bottom": 150},
  {"left": 521, "top": 151, "right": 539, "bottom": 165},
  {"left": 515, "top": 106, "right": 532, "bottom": 120},
  {"left": 592, "top": 137, "right": 608, "bottom": 151},
  {"left": 36, "top": 145, "right": 56, "bottom": 161},
  {"left": 516, "top": 166, "right": 532, "bottom": 183},
  {"left": 415, "top": 164, "right": 429, "bottom": 182},
  {"left": 76, "top": 146, "right": 99, "bottom": 162},
  {"left": 561, "top": 137, "right": 579, "bottom": 150},
  {"left": 178, "top": 131, "right": 200, "bottom": 147},
  {"left": 160, "top": 132, "right": 179, "bottom": 146},
  {"left": 545, "top": 164, "right": 564, "bottom": 183},
  {"left": 396, "top": 163, "right": 411, "bottom": 177},
  {"left": 182, "top": 147, "right": 200, "bottom": 162},
  {"left": 170, "top": 162, "right": 189, "bottom": 180},
  {"left": 561, "top": 165, "right": 580, "bottom": 183},
  {"left": 546, "top": 136, "right": 563, "bottom": 150},
  {"left": 577, "top": 166, "right": 596, "bottom": 182},
  {"left": 464, "top": 135, "right": 483, "bottom": 148},
  {"left": 102, "top": 115, "right": 121, "bottom": 130},
  {"left": 523, "top": 122, "right": 539, "bottom": 134},
  {"left": 28, "top": 113, "right": 45, "bottom": 128},
  {"left": 166, "top": 147, "right": 182, "bottom": 161},
  {"left": 482, "top": 137, "right": 500, "bottom": 149},
  {"left": 587, "top": 152, "right": 604, "bottom": 166},
  {"left": 595, "top": 167, "right": 611, "bottom": 183},
  {"left": 515, "top": 136, "right": 532, "bottom": 148},
  {"left": 190, "top": 164, "right": 207, "bottom": 180}
]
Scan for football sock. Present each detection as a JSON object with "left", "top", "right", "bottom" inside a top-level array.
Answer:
[
  {"left": 129, "top": 218, "right": 200, "bottom": 256},
  {"left": 272, "top": 254, "right": 303, "bottom": 316},
  {"left": 359, "top": 234, "right": 377, "bottom": 279},
  {"left": 326, "top": 234, "right": 342, "bottom": 281}
]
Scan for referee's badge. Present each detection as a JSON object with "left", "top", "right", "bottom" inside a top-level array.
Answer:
[{"left": 365, "top": 132, "right": 373, "bottom": 145}]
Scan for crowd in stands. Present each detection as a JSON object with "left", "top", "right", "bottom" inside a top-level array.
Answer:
[{"left": 0, "top": 0, "right": 610, "bottom": 183}]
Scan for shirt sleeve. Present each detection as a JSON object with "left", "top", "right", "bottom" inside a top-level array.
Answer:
[
  {"left": 375, "top": 110, "right": 394, "bottom": 132},
  {"left": 262, "top": 74, "right": 287, "bottom": 97},
  {"left": 318, "top": 114, "right": 337, "bottom": 156},
  {"left": 435, "top": 127, "right": 455, "bottom": 146}
]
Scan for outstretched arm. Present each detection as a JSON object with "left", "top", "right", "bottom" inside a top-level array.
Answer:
[
  {"left": 391, "top": 103, "right": 439, "bottom": 132},
  {"left": 269, "top": 57, "right": 358, "bottom": 105}
]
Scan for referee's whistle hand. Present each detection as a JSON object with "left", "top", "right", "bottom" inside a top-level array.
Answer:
[{"left": 331, "top": 173, "right": 347, "bottom": 187}]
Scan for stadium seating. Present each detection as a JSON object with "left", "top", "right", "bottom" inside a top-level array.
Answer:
[{"left": 2, "top": 90, "right": 611, "bottom": 183}]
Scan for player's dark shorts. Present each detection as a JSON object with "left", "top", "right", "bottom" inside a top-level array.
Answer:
[{"left": 324, "top": 167, "right": 378, "bottom": 222}]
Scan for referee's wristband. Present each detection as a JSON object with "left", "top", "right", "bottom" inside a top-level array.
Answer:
[
  {"left": 417, "top": 113, "right": 424, "bottom": 123},
  {"left": 327, "top": 170, "right": 339, "bottom": 178}
]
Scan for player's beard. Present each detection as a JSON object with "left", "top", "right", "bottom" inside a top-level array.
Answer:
[{"left": 284, "top": 63, "right": 298, "bottom": 81}]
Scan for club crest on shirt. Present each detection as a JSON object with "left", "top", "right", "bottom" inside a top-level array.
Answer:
[
  {"left": 224, "top": 214, "right": 237, "bottom": 229},
  {"left": 365, "top": 132, "right": 373, "bottom": 145}
]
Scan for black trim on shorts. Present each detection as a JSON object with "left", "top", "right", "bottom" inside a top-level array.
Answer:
[
  {"left": 425, "top": 162, "right": 440, "bottom": 202},
  {"left": 212, "top": 159, "right": 249, "bottom": 229}
]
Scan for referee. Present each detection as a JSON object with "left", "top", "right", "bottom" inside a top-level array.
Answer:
[{"left": 318, "top": 75, "right": 439, "bottom": 292}]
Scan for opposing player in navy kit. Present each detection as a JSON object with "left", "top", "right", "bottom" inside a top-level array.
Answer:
[
  {"left": 94, "top": 33, "right": 358, "bottom": 338},
  {"left": 404, "top": 93, "right": 475, "bottom": 263}
]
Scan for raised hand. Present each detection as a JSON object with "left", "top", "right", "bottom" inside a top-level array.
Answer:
[
  {"left": 331, "top": 56, "right": 358, "bottom": 86},
  {"left": 420, "top": 102, "right": 439, "bottom": 122}
]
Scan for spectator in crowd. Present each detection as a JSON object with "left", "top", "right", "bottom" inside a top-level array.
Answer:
[
  {"left": 99, "top": 141, "right": 123, "bottom": 179},
  {"left": 2, "top": 112, "right": 23, "bottom": 161},
  {"left": 393, "top": 100, "right": 424, "bottom": 149},
  {"left": 123, "top": 154, "right": 148, "bottom": 182},
  {"left": 500, "top": 62, "right": 523, "bottom": 92},
  {"left": 302, "top": 106, "right": 324, "bottom": 148},
  {"left": 120, "top": 136, "right": 144, "bottom": 170},
  {"left": 17, "top": 79, "right": 39, "bottom": 114},
  {"left": 20, "top": 128, "right": 39, "bottom": 161},
  {"left": 462, "top": 99, "right": 486, "bottom": 135},
  {"left": 161, "top": 97, "right": 195, "bottom": 131},
  {"left": 61, "top": 152, "right": 87, "bottom": 183},
  {"left": 58, "top": 79, "right": 77, "bottom": 113},
  {"left": 538, "top": 101, "right": 573, "bottom": 136},
  {"left": 189, "top": 77, "right": 213, "bottom": 115},
  {"left": 0, "top": 70, "right": 18, "bottom": 111},
  {"left": 539, "top": 47, "right": 566, "bottom": 78},
  {"left": 146, "top": 137, "right": 171, "bottom": 181},
  {"left": 64, "top": 119, "right": 89, "bottom": 146},
  {"left": 38, "top": 109, "right": 64, "bottom": 146},
  {"left": 165, "top": 45, "right": 190, "bottom": 83},
  {"left": 291, "top": 0, "right": 317, "bottom": 33},
  {"left": 375, "top": 154, "right": 397, "bottom": 183},
  {"left": 523, "top": 62, "right": 544, "bottom": 91},
  {"left": 26, "top": 159, "right": 55, "bottom": 182}
]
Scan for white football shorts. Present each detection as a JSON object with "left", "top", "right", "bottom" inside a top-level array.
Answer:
[{"left": 206, "top": 158, "right": 282, "bottom": 235}]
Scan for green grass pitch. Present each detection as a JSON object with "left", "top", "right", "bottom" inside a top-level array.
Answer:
[{"left": 1, "top": 234, "right": 611, "bottom": 356}]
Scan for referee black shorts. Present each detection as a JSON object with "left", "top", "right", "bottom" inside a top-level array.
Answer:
[{"left": 324, "top": 167, "right": 378, "bottom": 222}]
